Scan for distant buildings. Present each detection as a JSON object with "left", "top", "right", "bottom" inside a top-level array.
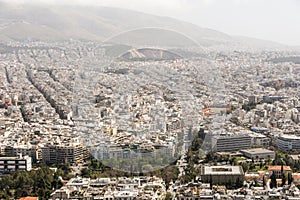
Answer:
[
  {"left": 263, "top": 95, "right": 286, "bottom": 104},
  {"left": 2, "top": 40, "right": 300, "bottom": 199}
]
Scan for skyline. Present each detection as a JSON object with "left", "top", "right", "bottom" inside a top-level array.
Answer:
[{"left": 1, "top": 0, "right": 300, "bottom": 46}]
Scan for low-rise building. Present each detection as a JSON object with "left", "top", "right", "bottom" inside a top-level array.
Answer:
[
  {"left": 241, "top": 148, "right": 275, "bottom": 160},
  {"left": 200, "top": 166, "right": 244, "bottom": 186},
  {"left": 268, "top": 166, "right": 292, "bottom": 178},
  {"left": 50, "top": 176, "right": 166, "bottom": 200}
]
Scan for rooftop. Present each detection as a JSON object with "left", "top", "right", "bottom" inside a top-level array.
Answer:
[
  {"left": 241, "top": 148, "right": 274, "bottom": 155},
  {"left": 19, "top": 197, "right": 38, "bottom": 200},
  {"left": 203, "top": 166, "right": 243, "bottom": 175},
  {"left": 268, "top": 166, "right": 292, "bottom": 171},
  {"left": 0, "top": 155, "right": 31, "bottom": 160},
  {"left": 279, "top": 134, "right": 300, "bottom": 140}
]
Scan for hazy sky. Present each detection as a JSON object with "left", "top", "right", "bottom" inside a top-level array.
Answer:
[{"left": 4, "top": 0, "right": 300, "bottom": 45}]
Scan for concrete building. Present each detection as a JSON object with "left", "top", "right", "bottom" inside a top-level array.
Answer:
[
  {"left": 2, "top": 145, "right": 40, "bottom": 162},
  {"left": 277, "top": 134, "right": 300, "bottom": 151},
  {"left": 41, "top": 144, "right": 89, "bottom": 164},
  {"left": 249, "top": 132, "right": 270, "bottom": 147},
  {"left": 241, "top": 148, "right": 275, "bottom": 160},
  {"left": 50, "top": 187, "right": 70, "bottom": 200},
  {"left": 212, "top": 134, "right": 251, "bottom": 152},
  {"left": 201, "top": 166, "right": 244, "bottom": 185},
  {"left": 0, "top": 155, "right": 32, "bottom": 173}
]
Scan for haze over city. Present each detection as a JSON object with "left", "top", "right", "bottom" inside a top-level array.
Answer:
[
  {"left": 1, "top": 0, "right": 300, "bottom": 199},
  {"left": 2, "top": 0, "right": 300, "bottom": 46}
]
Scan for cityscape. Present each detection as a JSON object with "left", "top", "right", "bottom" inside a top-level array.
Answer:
[{"left": 1, "top": 1, "right": 300, "bottom": 199}]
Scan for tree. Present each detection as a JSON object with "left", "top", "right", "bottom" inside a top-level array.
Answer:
[
  {"left": 255, "top": 178, "right": 260, "bottom": 187},
  {"left": 288, "top": 172, "right": 293, "bottom": 185},
  {"left": 209, "top": 174, "right": 213, "bottom": 189},
  {"left": 249, "top": 162, "right": 256, "bottom": 171},
  {"left": 259, "top": 161, "right": 263, "bottom": 169},
  {"left": 281, "top": 173, "right": 287, "bottom": 186},
  {"left": 281, "top": 164, "right": 286, "bottom": 186},
  {"left": 241, "top": 162, "right": 249, "bottom": 173},
  {"left": 81, "top": 168, "right": 90, "bottom": 178},
  {"left": 0, "top": 166, "right": 58, "bottom": 199},
  {"left": 236, "top": 177, "right": 243, "bottom": 188},
  {"left": 272, "top": 153, "right": 283, "bottom": 165},
  {"left": 165, "top": 192, "right": 172, "bottom": 200},
  {"left": 270, "top": 172, "right": 277, "bottom": 188},
  {"left": 205, "top": 151, "right": 215, "bottom": 163}
]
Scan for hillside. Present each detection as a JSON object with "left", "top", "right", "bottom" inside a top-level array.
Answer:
[{"left": 0, "top": 2, "right": 291, "bottom": 51}]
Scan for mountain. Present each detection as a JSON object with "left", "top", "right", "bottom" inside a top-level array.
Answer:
[
  {"left": 0, "top": 2, "right": 291, "bottom": 51},
  {"left": 232, "top": 36, "right": 290, "bottom": 51}
]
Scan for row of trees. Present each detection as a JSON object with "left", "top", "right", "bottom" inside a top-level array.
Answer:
[{"left": 0, "top": 165, "right": 64, "bottom": 199}]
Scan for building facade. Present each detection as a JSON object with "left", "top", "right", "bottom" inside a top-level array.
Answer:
[
  {"left": 277, "top": 134, "right": 300, "bottom": 151},
  {"left": 201, "top": 166, "right": 244, "bottom": 186},
  {"left": 241, "top": 148, "right": 275, "bottom": 160},
  {"left": 41, "top": 143, "right": 89, "bottom": 164},
  {"left": 268, "top": 166, "right": 292, "bottom": 178},
  {"left": 0, "top": 155, "right": 32, "bottom": 173},
  {"left": 212, "top": 134, "right": 252, "bottom": 152}
]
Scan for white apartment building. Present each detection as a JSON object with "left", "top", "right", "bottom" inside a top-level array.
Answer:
[
  {"left": 277, "top": 134, "right": 300, "bottom": 151},
  {"left": 0, "top": 155, "right": 32, "bottom": 173}
]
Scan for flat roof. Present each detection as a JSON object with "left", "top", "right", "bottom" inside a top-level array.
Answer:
[
  {"left": 241, "top": 148, "right": 274, "bottom": 155},
  {"left": 19, "top": 197, "right": 38, "bottom": 200},
  {"left": 279, "top": 134, "right": 300, "bottom": 140},
  {"left": 0, "top": 156, "right": 30, "bottom": 160},
  {"left": 203, "top": 166, "right": 243, "bottom": 175},
  {"left": 268, "top": 166, "right": 291, "bottom": 171}
]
